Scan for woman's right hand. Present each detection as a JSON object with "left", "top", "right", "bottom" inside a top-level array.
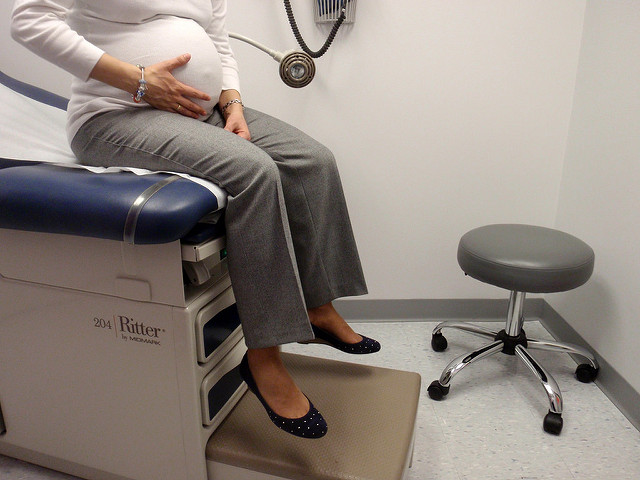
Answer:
[
  {"left": 142, "top": 54, "right": 211, "bottom": 119},
  {"left": 89, "top": 53, "right": 211, "bottom": 119}
]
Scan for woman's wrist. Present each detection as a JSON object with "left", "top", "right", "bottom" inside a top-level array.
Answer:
[
  {"left": 221, "top": 98, "right": 244, "bottom": 117},
  {"left": 132, "top": 65, "right": 148, "bottom": 103},
  {"left": 218, "top": 90, "right": 243, "bottom": 117}
]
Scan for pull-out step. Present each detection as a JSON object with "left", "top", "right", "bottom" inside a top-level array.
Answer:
[{"left": 206, "top": 353, "right": 421, "bottom": 480}]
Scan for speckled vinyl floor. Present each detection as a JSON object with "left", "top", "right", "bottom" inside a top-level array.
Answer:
[{"left": 2, "top": 320, "right": 639, "bottom": 480}]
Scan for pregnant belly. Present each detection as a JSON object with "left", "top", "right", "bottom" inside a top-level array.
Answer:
[{"left": 89, "top": 16, "right": 223, "bottom": 113}]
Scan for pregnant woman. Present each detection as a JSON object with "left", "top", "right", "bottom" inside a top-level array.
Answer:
[{"left": 11, "top": 0, "right": 379, "bottom": 439}]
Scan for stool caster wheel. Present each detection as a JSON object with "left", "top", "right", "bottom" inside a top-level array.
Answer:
[
  {"left": 431, "top": 332, "right": 448, "bottom": 352},
  {"left": 543, "top": 411, "right": 563, "bottom": 435},
  {"left": 575, "top": 364, "right": 599, "bottom": 383},
  {"left": 428, "top": 380, "right": 450, "bottom": 400}
]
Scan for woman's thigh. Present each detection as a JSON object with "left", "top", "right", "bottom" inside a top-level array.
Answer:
[
  {"left": 71, "top": 108, "right": 277, "bottom": 197},
  {"left": 238, "top": 107, "right": 334, "bottom": 167}
]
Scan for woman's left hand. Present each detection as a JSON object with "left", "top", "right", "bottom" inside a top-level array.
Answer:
[
  {"left": 224, "top": 110, "right": 251, "bottom": 141},
  {"left": 219, "top": 90, "right": 250, "bottom": 141}
]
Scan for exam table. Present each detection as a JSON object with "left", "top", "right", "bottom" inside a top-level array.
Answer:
[{"left": 0, "top": 71, "right": 421, "bottom": 480}]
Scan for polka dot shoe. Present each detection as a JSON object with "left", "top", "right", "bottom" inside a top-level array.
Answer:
[
  {"left": 305, "top": 324, "right": 381, "bottom": 354},
  {"left": 239, "top": 353, "right": 328, "bottom": 439}
]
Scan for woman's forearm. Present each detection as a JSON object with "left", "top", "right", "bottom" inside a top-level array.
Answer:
[{"left": 89, "top": 53, "right": 141, "bottom": 96}]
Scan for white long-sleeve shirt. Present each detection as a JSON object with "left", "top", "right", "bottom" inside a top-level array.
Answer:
[{"left": 11, "top": 0, "right": 241, "bottom": 141}]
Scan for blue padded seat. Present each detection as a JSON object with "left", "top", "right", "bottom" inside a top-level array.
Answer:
[
  {"left": 0, "top": 163, "right": 223, "bottom": 244},
  {"left": 457, "top": 224, "right": 595, "bottom": 293}
]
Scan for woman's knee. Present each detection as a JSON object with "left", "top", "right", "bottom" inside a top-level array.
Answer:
[
  {"left": 312, "top": 143, "right": 339, "bottom": 175},
  {"left": 244, "top": 153, "right": 281, "bottom": 191}
]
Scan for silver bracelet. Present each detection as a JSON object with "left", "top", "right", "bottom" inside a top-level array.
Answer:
[
  {"left": 221, "top": 98, "right": 243, "bottom": 115},
  {"left": 133, "top": 65, "right": 147, "bottom": 103}
]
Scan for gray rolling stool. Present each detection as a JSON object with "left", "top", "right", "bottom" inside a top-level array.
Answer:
[{"left": 428, "top": 224, "right": 599, "bottom": 434}]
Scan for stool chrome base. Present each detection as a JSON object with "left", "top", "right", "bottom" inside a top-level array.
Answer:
[{"left": 428, "top": 291, "right": 599, "bottom": 435}]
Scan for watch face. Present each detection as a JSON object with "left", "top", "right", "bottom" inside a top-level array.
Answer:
[{"left": 289, "top": 63, "right": 307, "bottom": 80}]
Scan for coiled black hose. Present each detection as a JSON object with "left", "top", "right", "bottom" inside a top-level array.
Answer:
[{"left": 283, "top": 0, "right": 347, "bottom": 58}]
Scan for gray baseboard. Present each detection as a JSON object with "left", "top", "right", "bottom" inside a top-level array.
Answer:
[
  {"left": 333, "top": 298, "right": 544, "bottom": 321},
  {"left": 539, "top": 301, "right": 640, "bottom": 432},
  {"left": 335, "top": 298, "right": 640, "bottom": 432}
]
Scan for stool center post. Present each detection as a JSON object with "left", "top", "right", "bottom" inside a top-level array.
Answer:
[{"left": 505, "top": 291, "right": 526, "bottom": 336}]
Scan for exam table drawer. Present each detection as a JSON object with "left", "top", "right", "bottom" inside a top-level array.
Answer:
[
  {"left": 182, "top": 232, "right": 229, "bottom": 286},
  {"left": 200, "top": 341, "right": 246, "bottom": 428},
  {"left": 195, "top": 286, "right": 242, "bottom": 365},
  {"left": 181, "top": 232, "right": 226, "bottom": 263}
]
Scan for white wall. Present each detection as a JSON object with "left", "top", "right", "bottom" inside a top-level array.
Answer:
[
  {"left": 551, "top": 0, "right": 640, "bottom": 391},
  {"left": 224, "top": 0, "right": 586, "bottom": 299}
]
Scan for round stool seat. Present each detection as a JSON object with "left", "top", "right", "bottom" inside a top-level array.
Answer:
[{"left": 457, "top": 224, "right": 595, "bottom": 293}]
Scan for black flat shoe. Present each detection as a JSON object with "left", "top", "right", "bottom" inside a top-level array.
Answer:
[
  {"left": 304, "top": 324, "right": 381, "bottom": 354},
  {"left": 239, "top": 353, "right": 327, "bottom": 439}
]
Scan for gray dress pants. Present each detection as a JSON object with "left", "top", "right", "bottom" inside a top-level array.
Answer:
[{"left": 71, "top": 106, "right": 367, "bottom": 349}]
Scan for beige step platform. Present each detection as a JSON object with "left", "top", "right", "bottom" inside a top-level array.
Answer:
[{"left": 206, "top": 353, "right": 421, "bottom": 480}]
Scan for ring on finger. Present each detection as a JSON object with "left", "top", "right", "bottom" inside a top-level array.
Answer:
[{"left": 176, "top": 104, "right": 182, "bottom": 111}]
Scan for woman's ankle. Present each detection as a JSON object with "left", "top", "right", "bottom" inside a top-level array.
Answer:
[
  {"left": 245, "top": 347, "right": 310, "bottom": 418},
  {"left": 307, "top": 302, "right": 338, "bottom": 327},
  {"left": 246, "top": 345, "right": 280, "bottom": 367},
  {"left": 307, "top": 302, "right": 362, "bottom": 343}
]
